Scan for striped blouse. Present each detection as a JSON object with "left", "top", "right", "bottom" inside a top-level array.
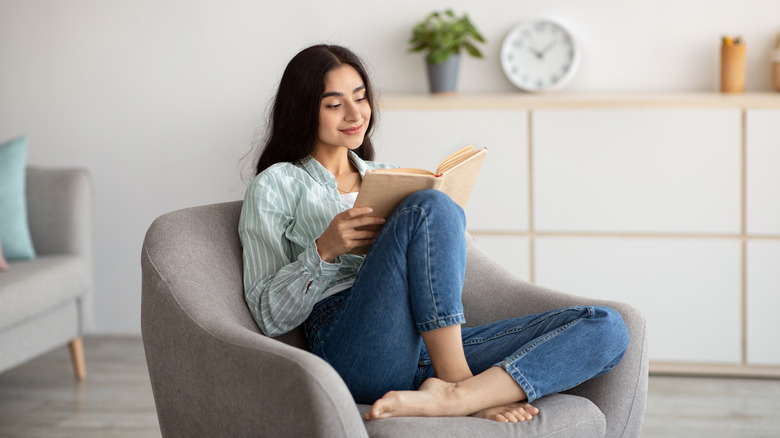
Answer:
[{"left": 239, "top": 151, "right": 397, "bottom": 337}]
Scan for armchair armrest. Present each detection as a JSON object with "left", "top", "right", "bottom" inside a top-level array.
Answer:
[
  {"left": 462, "top": 235, "right": 648, "bottom": 438},
  {"left": 141, "top": 203, "right": 369, "bottom": 438}
]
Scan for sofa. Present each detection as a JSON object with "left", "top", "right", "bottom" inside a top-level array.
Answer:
[
  {"left": 0, "top": 167, "right": 93, "bottom": 380},
  {"left": 142, "top": 200, "right": 648, "bottom": 437}
]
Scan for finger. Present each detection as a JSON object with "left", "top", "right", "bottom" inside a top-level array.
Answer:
[
  {"left": 349, "top": 230, "right": 380, "bottom": 241},
  {"left": 343, "top": 207, "right": 375, "bottom": 219},
  {"left": 351, "top": 216, "right": 386, "bottom": 228}
]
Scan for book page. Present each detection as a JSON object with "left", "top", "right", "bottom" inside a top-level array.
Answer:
[
  {"left": 436, "top": 148, "right": 487, "bottom": 207},
  {"left": 436, "top": 145, "right": 477, "bottom": 175},
  {"left": 368, "top": 168, "right": 434, "bottom": 176}
]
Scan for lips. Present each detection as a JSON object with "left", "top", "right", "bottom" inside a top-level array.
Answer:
[{"left": 340, "top": 124, "right": 363, "bottom": 135}]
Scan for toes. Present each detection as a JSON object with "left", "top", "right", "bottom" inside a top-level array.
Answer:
[
  {"left": 514, "top": 402, "right": 539, "bottom": 418},
  {"left": 502, "top": 412, "right": 521, "bottom": 422},
  {"left": 366, "top": 400, "right": 387, "bottom": 420}
]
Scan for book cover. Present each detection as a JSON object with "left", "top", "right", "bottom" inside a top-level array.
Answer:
[{"left": 350, "top": 145, "right": 487, "bottom": 253}]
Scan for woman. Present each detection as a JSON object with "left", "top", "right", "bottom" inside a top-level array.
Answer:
[{"left": 239, "top": 44, "right": 630, "bottom": 422}]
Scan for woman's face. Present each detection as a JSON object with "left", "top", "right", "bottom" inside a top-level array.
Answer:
[{"left": 315, "top": 65, "right": 371, "bottom": 154}]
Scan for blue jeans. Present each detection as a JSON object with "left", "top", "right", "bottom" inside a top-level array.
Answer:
[{"left": 304, "top": 190, "right": 629, "bottom": 404}]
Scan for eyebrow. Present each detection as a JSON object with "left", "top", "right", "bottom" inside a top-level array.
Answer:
[{"left": 321, "top": 85, "right": 366, "bottom": 99}]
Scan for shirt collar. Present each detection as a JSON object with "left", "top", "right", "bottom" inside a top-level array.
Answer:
[
  {"left": 348, "top": 151, "right": 371, "bottom": 177},
  {"left": 298, "top": 151, "right": 370, "bottom": 187}
]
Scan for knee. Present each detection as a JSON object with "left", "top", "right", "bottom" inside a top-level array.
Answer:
[
  {"left": 592, "top": 306, "right": 630, "bottom": 358},
  {"left": 400, "top": 190, "right": 464, "bottom": 220},
  {"left": 404, "top": 189, "right": 452, "bottom": 206}
]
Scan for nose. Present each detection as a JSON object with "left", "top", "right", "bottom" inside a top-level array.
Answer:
[{"left": 344, "top": 101, "right": 361, "bottom": 122}]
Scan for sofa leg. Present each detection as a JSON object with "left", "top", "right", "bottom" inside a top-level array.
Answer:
[{"left": 69, "top": 337, "right": 87, "bottom": 380}]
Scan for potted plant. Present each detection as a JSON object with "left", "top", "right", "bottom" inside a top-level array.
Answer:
[{"left": 409, "top": 9, "right": 486, "bottom": 94}]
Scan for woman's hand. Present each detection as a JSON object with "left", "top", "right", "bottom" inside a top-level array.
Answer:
[{"left": 316, "top": 207, "right": 386, "bottom": 262}]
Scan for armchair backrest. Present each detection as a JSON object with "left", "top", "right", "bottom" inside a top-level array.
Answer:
[
  {"left": 141, "top": 200, "right": 308, "bottom": 348},
  {"left": 141, "top": 200, "right": 510, "bottom": 346}
]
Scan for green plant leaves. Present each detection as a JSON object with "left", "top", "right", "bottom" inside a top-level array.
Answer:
[{"left": 408, "top": 9, "right": 486, "bottom": 64}]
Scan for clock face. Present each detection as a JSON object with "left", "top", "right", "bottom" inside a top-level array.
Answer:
[{"left": 501, "top": 20, "right": 580, "bottom": 92}]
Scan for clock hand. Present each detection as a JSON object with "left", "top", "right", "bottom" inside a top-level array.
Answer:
[
  {"left": 528, "top": 47, "right": 543, "bottom": 59},
  {"left": 539, "top": 40, "right": 559, "bottom": 55},
  {"left": 528, "top": 41, "right": 558, "bottom": 60}
]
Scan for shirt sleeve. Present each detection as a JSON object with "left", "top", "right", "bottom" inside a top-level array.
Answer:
[{"left": 239, "top": 173, "right": 342, "bottom": 337}]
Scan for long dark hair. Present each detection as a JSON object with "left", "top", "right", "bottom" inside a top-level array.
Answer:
[{"left": 254, "top": 45, "right": 377, "bottom": 175}]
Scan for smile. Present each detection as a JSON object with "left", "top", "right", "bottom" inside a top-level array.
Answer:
[{"left": 340, "top": 125, "right": 363, "bottom": 135}]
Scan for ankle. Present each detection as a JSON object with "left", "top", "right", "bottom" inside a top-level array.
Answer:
[
  {"left": 436, "top": 367, "right": 474, "bottom": 383},
  {"left": 448, "top": 380, "right": 479, "bottom": 415}
]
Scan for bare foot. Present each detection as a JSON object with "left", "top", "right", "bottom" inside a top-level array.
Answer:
[
  {"left": 366, "top": 369, "right": 528, "bottom": 421},
  {"left": 366, "top": 378, "right": 464, "bottom": 420},
  {"left": 472, "top": 402, "right": 539, "bottom": 422}
]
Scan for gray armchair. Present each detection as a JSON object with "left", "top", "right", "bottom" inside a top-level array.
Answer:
[
  {"left": 0, "top": 167, "right": 92, "bottom": 380},
  {"left": 141, "top": 201, "right": 647, "bottom": 437}
]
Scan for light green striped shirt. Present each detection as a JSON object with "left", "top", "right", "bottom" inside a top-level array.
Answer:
[{"left": 239, "top": 151, "right": 397, "bottom": 337}]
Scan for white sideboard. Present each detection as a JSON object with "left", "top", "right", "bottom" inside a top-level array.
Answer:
[{"left": 376, "top": 93, "right": 780, "bottom": 377}]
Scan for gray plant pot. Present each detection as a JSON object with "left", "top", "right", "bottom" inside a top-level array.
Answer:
[{"left": 426, "top": 54, "right": 461, "bottom": 94}]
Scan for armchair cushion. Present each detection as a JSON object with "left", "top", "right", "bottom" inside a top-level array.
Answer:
[
  {"left": 0, "top": 136, "right": 36, "bottom": 261},
  {"left": 358, "top": 394, "right": 605, "bottom": 437}
]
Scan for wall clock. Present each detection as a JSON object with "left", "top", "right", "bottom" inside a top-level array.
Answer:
[{"left": 500, "top": 19, "right": 580, "bottom": 92}]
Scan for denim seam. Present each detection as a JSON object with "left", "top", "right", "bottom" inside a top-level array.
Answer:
[
  {"left": 307, "top": 301, "right": 344, "bottom": 328},
  {"left": 462, "top": 327, "right": 528, "bottom": 347},
  {"left": 312, "top": 300, "right": 347, "bottom": 348},
  {"left": 386, "top": 205, "right": 423, "bottom": 250},
  {"left": 416, "top": 313, "right": 466, "bottom": 332},
  {"left": 391, "top": 204, "right": 459, "bottom": 334},
  {"left": 421, "top": 209, "right": 439, "bottom": 323},
  {"left": 402, "top": 206, "right": 440, "bottom": 322},
  {"left": 463, "top": 306, "right": 589, "bottom": 347},
  {"left": 495, "top": 318, "right": 584, "bottom": 402},
  {"left": 513, "top": 318, "right": 582, "bottom": 358},
  {"left": 497, "top": 362, "right": 537, "bottom": 402}
]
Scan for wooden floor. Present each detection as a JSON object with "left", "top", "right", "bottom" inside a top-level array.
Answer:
[{"left": 1, "top": 337, "right": 779, "bottom": 437}]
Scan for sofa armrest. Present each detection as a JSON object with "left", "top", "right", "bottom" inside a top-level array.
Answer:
[
  {"left": 462, "top": 235, "right": 648, "bottom": 438},
  {"left": 25, "top": 167, "right": 92, "bottom": 258},
  {"left": 141, "top": 243, "right": 369, "bottom": 438}
]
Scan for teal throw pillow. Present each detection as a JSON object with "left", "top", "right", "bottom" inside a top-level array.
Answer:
[
  {"left": 0, "top": 136, "right": 36, "bottom": 260},
  {"left": 0, "top": 238, "right": 10, "bottom": 271}
]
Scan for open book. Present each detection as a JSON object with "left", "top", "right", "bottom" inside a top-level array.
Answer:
[{"left": 351, "top": 145, "right": 487, "bottom": 253}]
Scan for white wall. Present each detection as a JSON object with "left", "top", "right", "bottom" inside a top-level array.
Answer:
[{"left": 1, "top": 0, "right": 779, "bottom": 334}]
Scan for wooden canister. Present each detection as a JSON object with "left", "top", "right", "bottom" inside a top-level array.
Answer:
[
  {"left": 721, "top": 40, "right": 746, "bottom": 93},
  {"left": 772, "top": 33, "right": 780, "bottom": 92}
]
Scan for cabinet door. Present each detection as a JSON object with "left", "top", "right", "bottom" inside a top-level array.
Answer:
[
  {"left": 471, "top": 235, "right": 531, "bottom": 281},
  {"left": 376, "top": 110, "right": 529, "bottom": 232},
  {"left": 534, "top": 236, "right": 742, "bottom": 364},
  {"left": 533, "top": 109, "right": 741, "bottom": 234},
  {"left": 747, "top": 241, "right": 780, "bottom": 365},
  {"left": 747, "top": 110, "right": 780, "bottom": 235}
]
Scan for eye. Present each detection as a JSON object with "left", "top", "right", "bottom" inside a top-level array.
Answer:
[
  {"left": 322, "top": 99, "right": 341, "bottom": 109},
  {"left": 355, "top": 95, "right": 367, "bottom": 102}
]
